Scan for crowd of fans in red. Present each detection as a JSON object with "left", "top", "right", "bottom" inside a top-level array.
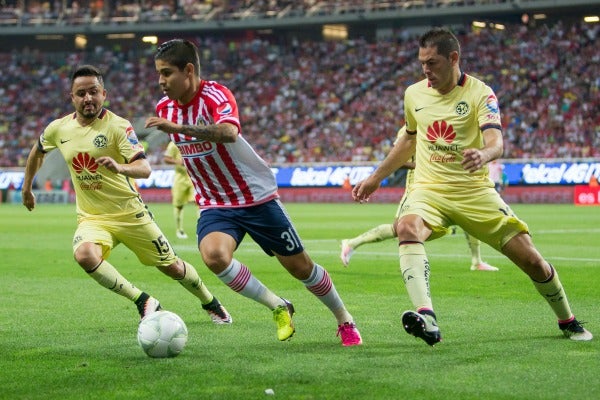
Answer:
[
  {"left": 0, "top": 0, "right": 511, "bottom": 26},
  {"left": 0, "top": 19, "right": 598, "bottom": 168}
]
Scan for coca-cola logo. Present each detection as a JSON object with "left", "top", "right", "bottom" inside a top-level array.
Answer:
[
  {"left": 429, "top": 153, "right": 457, "bottom": 163},
  {"left": 80, "top": 181, "right": 103, "bottom": 191}
]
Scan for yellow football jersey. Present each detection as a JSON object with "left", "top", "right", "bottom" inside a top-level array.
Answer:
[
  {"left": 393, "top": 126, "right": 415, "bottom": 188},
  {"left": 39, "top": 109, "right": 146, "bottom": 219},
  {"left": 165, "top": 141, "right": 193, "bottom": 188},
  {"left": 404, "top": 73, "right": 502, "bottom": 187}
]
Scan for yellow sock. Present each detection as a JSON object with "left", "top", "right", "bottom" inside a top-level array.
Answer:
[
  {"left": 531, "top": 266, "right": 573, "bottom": 321},
  {"left": 464, "top": 232, "right": 482, "bottom": 265},
  {"left": 177, "top": 261, "right": 214, "bottom": 304},
  {"left": 174, "top": 206, "right": 184, "bottom": 231},
  {"left": 347, "top": 224, "right": 395, "bottom": 249},
  {"left": 88, "top": 259, "right": 141, "bottom": 301},
  {"left": 399, "top": 242, "right": 433, "bottom": 311}
]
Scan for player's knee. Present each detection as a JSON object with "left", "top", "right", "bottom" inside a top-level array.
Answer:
[
  {"left": 505, "top": 248, "right": 549, "bottom": 279},
  {"left": 524, "top": 260, "right": 552, "bottom": 282},
  {"left": 502, "top": 234, "right": 549, "bottom": 275},
  {"left": 521, "top": 255, "right": 549, "bottom": 275},
  {"left": 202, "top": 248, "right": 231, "bottom": 271},
  {"left": 74, "top": 245, "right": 102, "bottom": 271},
  {"left": 394, "top": 220, "right": 420, "bottom": 241},
  {"left": 159, "top": 259, "right": 186, "bottom": 279}
]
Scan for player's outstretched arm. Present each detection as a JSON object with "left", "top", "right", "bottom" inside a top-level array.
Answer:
[
  {"left": 145, "top": 117, "right": 238, "bottom": 143},
  {"left": 22, "top": 143, "right": 46, "bottom": 211},
  {"left": 352, "top": 176, "right": 381, "bottom": 203},
  {"left": 145, "top": 116, "right": 182, "bottom": 134},
  {"left": 96, "top": 157, "right": 152, "bottom": 179},
  {"left": 461, "top": 128, "right": 503, "bottom": 173},
  {"left": 352, "top": 133, "right": 415, "bottom": 203}
]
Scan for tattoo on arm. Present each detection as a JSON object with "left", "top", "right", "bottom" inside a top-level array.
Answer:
[{"left": 179, "top": 124, "right": 237, "bottom": 143}]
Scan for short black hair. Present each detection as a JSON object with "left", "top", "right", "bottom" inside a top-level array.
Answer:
[
  {"left": 71, "top": 64, "right": 104, "bottom": 87},
  {"left": 419, "top": 27, "right": 461, "bottom": 58},
  {"left": 155, "top": 39, "right": 201, "bottom": 76}
]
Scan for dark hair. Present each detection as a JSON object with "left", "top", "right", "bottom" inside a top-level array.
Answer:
[
  {"left": 71, "top": 64, "right": 104, "bottom": 87},
  {"left": 155, "top": 39, "right": 201, "bottom": 76},
  {"left": 419, "top": 27, "right": 461, "bottom": 58}
]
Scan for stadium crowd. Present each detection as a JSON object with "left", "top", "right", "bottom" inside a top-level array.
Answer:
[
  {"left": 0, "top": 19, "right": 598, "bottom": 168},
  {"left": 1, "top": 0, "right": 517, "bottom": 26}
]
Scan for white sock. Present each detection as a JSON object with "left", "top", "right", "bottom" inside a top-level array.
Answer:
[
  {"left": 302, "top": 264, "right": 352, "bottom": 324},
  {"left": 217, "top": 259, "right": 283, "bottom": 309}
]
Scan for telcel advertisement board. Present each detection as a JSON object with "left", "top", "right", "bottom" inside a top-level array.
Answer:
[{"left": 2, "top": 161, "right": 599, "bottom": 190}]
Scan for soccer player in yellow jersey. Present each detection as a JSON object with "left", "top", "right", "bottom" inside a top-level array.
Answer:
[
  {"left": 163, "top": 141, "right": 195, "bottom": 239},
  {"left": 21, "top": 65, "right": 232, "bottom": 325},
  {"left": 353, "top": 28, "right": 591, "bottom": 344},
  {"left": 341, "top": 128, "right": 498, "bottom": 272}
]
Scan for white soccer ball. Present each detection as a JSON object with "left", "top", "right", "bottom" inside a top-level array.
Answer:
[{"left": 137, "top": 310, "right": 188, "bottom": 358}]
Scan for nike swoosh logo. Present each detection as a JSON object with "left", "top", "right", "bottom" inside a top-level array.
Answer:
[
  {"left": 415, "top": 107, "right": 425, "bottom": 112},
  {"left": 60, "top": 139, "right": 71, "bottom": 144}
]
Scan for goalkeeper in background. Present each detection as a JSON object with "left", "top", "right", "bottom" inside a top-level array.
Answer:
[{"left": 164, "top": 141, "right": 196, "bottom": 239}]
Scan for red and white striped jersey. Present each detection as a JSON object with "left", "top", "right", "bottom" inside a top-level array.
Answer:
[{"left": 155, "top": 80, "right": 278, "bottom": 208}]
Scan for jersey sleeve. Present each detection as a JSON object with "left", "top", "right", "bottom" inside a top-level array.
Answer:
[
  {"left": 206, "top": 83, "right": 241, "bottom": 133},
  {"left": 403, "top": 86, "right": 417, "bottom": 135},
  {"left": 116, "top": 120, "right": 145, "bottom": 163},
  {"left": 39, "top": 120, "right": 59, "bottom": 153},
  {"left": 155, "top": 96, "right": 170, "bottom": 119},
  {"left": 477, "top": 86, "right": 502, "bottom": 132},
  {"left": 393, "top": 125, "right": 407, "bottom": 145}
]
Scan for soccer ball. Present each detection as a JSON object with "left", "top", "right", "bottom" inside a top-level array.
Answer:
[{"left": 137, "top": 310, "right": 188, "bottom": 358}]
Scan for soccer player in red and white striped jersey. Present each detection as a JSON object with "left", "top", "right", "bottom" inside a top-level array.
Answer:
[{"left": 145, "top": 39, "right": 362, "bottom": 346}]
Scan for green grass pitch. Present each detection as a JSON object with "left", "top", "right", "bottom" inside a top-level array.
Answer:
[{"left": 0, "top": 202, "right": 598, "bottom": 399}]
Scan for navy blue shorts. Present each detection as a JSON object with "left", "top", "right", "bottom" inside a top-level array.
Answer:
[{"left": 196, "top": 199, "right": 305, "bottom": 257}]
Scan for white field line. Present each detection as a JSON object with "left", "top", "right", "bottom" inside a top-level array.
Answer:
[{"left": 173, "top": 230, "right": 600, "bottom": 264}]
